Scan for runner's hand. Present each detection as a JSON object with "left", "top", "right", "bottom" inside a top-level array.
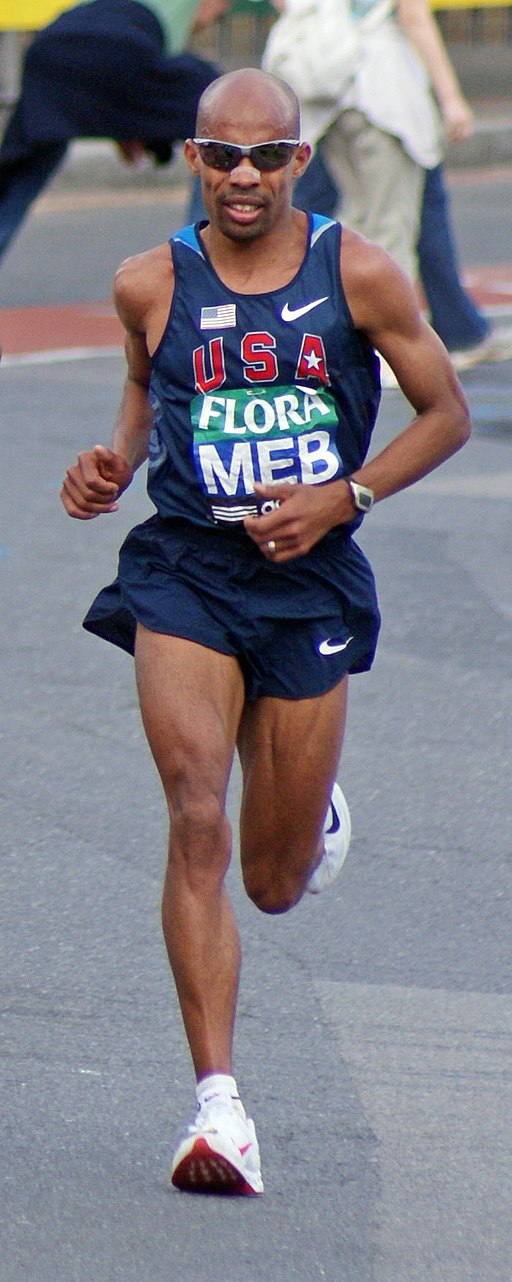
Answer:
[
  {"left": 61, "top": 445, "right": 133, "bottom": 519},
  {"left": 244, "top": 480, "right": 351, "bottom": 561}
]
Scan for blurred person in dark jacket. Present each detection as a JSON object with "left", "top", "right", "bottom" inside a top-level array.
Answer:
[{"left": 0, "top": 0, "right": 227, "bottom": 262}]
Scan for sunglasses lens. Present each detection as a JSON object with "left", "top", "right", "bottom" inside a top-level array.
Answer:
[
  {"left": 198, "top": 142, "right": 240, "bottom": 170},
  {"left": 253, "top": 143, "right": 295, "bottom": 170},
  {"left": 195, "top": 141, "right": 298, "bottom": 172}
]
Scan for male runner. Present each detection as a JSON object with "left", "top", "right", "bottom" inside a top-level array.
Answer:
[{"left": 61, "top": 67, "right": 470, "bottom": 1196}]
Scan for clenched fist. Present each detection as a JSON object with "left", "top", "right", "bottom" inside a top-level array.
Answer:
[{"left": 61, "top": 445, "right": 133, "bottom": 519}]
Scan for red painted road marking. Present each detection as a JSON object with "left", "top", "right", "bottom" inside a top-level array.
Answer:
[
  {"left": 1, "top": 264, "right": 512, "bottom": 360},
  {"left": 462, "top": 265, "right": 512, "bottom": 308},
  {"left": 0, "top": 301, "right": 123, "bottom": 356}
]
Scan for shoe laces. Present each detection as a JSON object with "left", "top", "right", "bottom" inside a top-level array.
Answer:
[{"left": 190, "top": 1093, "right": 247, "bottom": 1138}]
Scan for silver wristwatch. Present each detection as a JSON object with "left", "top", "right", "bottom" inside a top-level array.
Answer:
[{"left": 347, "top": 478, "right": 375, "bottom": 513}]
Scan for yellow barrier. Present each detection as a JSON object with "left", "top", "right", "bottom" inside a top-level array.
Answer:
[
  {"left": 0, "top": 0, "right": 510, "bottom": 30},
  {"left": 0, "top": 1, "right": 74, "bottom": 28}
]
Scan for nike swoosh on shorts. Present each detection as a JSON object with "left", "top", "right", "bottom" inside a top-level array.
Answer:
[{"left": 317, "top": 636, "right": 354, "bottom": 655}]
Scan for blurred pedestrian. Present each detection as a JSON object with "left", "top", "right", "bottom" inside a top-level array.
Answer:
[
  {"left": 416, "top": 161, "right": 512, "bottom": 371},
  {"left": 294, "top": 156, "right": 512, "bottom": 374},
  {"left": 265, "top": 0, "right": 512, "bottom": 376},
  {"left": 61, "top": 68, "right": 470, "bottom": 1195},
  {"left": 0, "top": 0, "right": 227, "bottom": 262},
  {"left": 264, "top": 0, "right": 442, "bottom": 282}
]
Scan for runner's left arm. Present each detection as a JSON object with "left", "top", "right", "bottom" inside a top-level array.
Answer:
[{"left": 245, "top": 233, "right": 470, "bottom": 561}]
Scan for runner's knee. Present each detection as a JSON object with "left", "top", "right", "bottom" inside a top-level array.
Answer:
[
  {"left": 168, "top": 794, "right": 232, "bottom": 881},
  {"left": 241, "top": 859, "right": 305, "bottom": 915}
]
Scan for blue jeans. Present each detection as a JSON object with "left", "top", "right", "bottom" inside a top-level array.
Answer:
[
  {"left": 0, "top": 142, "right": 67, "bottom": 261},
  {"left": 0, "top": 144, "right": 202, "bottom": 262},
  {"left": 417, "top": 162, "right": 488, "bottom": 349},
  {"left": 294, "top": 153, "right": 489, "bottom": 352}
]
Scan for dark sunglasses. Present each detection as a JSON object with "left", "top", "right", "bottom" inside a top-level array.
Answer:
[{"left": 193, "top": 138, "right": 300, "bottom": 172}]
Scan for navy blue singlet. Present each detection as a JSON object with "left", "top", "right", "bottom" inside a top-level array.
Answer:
[{"left": 147, "top": 213, "right": 380, "bottom": 530}]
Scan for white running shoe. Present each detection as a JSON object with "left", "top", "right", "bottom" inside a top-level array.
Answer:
[
  {"left": 170, "top": 1095, "right": 263, "bottom": 1196},
  {"left": 378, "top": 355, "right": 399, "bottom": 390},
  {"left": 450, "top": 324, "right": 512, "bottom": 372},
  {"left": 307, "top": 782, "right": 351, "bottom": 895}
]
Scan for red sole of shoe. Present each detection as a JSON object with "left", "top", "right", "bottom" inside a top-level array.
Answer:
[{"left": 171, "top": 1137, "right": 261, "bottom": 1196}]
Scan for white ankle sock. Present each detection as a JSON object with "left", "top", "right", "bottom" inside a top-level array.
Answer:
[{"left": 196, "top": 1073, "right": 241, "bottom": 1111}]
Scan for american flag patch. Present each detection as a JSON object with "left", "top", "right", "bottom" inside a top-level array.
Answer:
[{"left": 200, "top": 304, "right": 237, "bottom": 330}]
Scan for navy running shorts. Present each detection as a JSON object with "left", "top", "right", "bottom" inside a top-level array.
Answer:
[{"left": 83, "top": 515, "right": 380, "bottom": 702}]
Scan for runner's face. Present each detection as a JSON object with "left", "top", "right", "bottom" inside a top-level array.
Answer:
[
  {"left": 201, "top": 148, "right": 293, "bottom": 240},
  {"left": 186, "top": 100, "right": 308, "bottom": 241}
]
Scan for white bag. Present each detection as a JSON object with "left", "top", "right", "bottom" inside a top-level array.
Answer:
[
  {"left": 262, "top": 0, "right": 393, "bottom": 105},
  {"left": 353, "top": 18, "right": 443, "bottom": 166}
]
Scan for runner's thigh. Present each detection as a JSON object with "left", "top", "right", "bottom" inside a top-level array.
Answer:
[{"left": 134, "top": 624, "right": 246, "bottom": 812}]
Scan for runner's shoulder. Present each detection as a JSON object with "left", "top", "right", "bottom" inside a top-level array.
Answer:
[{"left": 113, "top": 243, "right": 174, "bottom": 331}]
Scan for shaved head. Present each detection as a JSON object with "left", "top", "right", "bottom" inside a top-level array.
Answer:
[{"left": 196, "top": 68, "right": 301, "bottom": 141}]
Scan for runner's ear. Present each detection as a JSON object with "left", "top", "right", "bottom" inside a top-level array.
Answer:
[
  {"left": 292, "top": 142, "right": 312, "bottom": 179},
  {"left": 184, "top": 140, "right": 201, "bottom": 175}
]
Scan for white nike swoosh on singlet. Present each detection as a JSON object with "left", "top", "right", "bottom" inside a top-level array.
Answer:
[
  {"left": 318, "top": 636, "right": 354, "bottom": 656},
  {"left": 281, "top": 296, "right": 329, "bottom": 322}
]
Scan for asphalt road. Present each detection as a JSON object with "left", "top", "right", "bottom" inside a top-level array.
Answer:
[{"left": 1, "top": 166, "right": 511, "bottom": 1282}]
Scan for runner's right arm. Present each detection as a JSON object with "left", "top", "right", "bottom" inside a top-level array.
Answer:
[{"left": 60, "top": 246, "right": 170, "bottom": 519}]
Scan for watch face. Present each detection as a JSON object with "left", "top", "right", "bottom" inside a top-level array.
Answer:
[{"left": 351, "top": 482, "right": 373, "bottom": 511}]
